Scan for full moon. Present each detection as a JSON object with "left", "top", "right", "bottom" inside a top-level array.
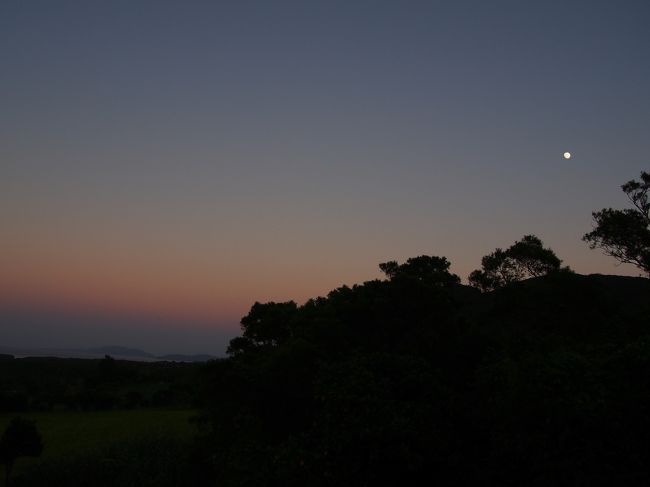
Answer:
[{"left": 563, "top": 152, "right": 571, "bottom": 159}]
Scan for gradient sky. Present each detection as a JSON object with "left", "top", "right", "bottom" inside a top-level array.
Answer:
[{"left": 2, "top": 1, "right": 649, "bottom": 355}]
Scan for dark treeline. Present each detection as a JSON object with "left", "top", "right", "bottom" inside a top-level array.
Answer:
[
  {"left": 195, "top": 268, "right": 650, "bottom": 486},
  {"left": 0, "top": 357, "right": 201, "bottom": 411}
]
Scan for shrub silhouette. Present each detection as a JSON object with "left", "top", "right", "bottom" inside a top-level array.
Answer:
[{"left": 0, "top": 417, "right": 43, "bottom": 486}]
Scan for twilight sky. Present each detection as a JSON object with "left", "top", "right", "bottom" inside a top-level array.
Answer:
[{"left": 2, "top": 1, "right": 649, "bottom": 355}]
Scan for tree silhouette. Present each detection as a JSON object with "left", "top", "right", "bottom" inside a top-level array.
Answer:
[
  {"left": 469, "top": 235, "right": 567, "bottom": 291},
  {"left": 379, "top": 255, "right": 460, "bottom": 285},
  {"left": 584, "top": 171, "right": 650, "bottom": 276},
  {"left": 227, "top": 301, "right": 299, "bottom": 355},
  {"left": 0, "top": 417, "right": 43, "bottom": 486}
]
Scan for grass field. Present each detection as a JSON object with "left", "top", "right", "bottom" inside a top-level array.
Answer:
[{"left": 0, "top": 409, "right": 197, "bottom": 483}]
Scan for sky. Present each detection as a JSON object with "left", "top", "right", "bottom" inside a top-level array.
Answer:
[{"left": 2, "top": 0, "right": 649, "bottom": 355}]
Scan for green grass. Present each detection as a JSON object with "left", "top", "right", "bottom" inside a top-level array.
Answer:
[{"left": 0, "top": 409, "right": 197, "bottom": 482}]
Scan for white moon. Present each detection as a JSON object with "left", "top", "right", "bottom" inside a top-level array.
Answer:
[{"left": 563, "top": 152, "right": 571, "bottom": 159}]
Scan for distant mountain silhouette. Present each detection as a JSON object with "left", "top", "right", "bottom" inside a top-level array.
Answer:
[
  {"left": 0, "top": 345, "right": 217, "bottom": 362},
  {"left": 85, "top": 345, "right": 155, "bottom": 358}
]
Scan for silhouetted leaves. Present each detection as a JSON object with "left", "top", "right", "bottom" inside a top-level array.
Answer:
[
  {"left": 199, "top": 251, "right": 650, "bottom": 486},
  {"left": 228, "top": 301, "right": 299, "bottom": 355},
  {"left": 379, "top": 255, "right": 460, "bottom": 285},
  {"left": 469, "top": 235, "right": 569, "bottom": 291},
  {"left": 584, "top": 171, "right": 650, "bottom": 276}
]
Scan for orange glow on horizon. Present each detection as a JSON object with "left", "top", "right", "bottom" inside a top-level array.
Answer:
[{"left": 0, "top": 234, "right": 373, "bottom": 328}]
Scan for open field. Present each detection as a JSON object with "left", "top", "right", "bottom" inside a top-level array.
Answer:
[{"left": 0, "top": 409, "right": 197, "bottom": 483}]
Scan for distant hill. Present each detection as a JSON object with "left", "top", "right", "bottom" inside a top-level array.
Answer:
[
  {"left": 0, "top": 345, "right": 217, "bottom": 362},
  {"left": 85, "top": 345, "right": 156, "bottom": 358}
]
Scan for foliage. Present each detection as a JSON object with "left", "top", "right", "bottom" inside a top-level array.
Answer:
[
  {"left": 468, "top": 235, "right": 569, "bottom": 291},
  {"left": 227, "top": 301, "right": 299, "bottom": 355},
  {"left": 379, "top": 255, "right": 460, "bottom": 285},
  {"left": 584, "top": 171, "right": 650, "bottom": 276},
  {"left": 198, "top": 250, "right": 650, "bottom": 486}
]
